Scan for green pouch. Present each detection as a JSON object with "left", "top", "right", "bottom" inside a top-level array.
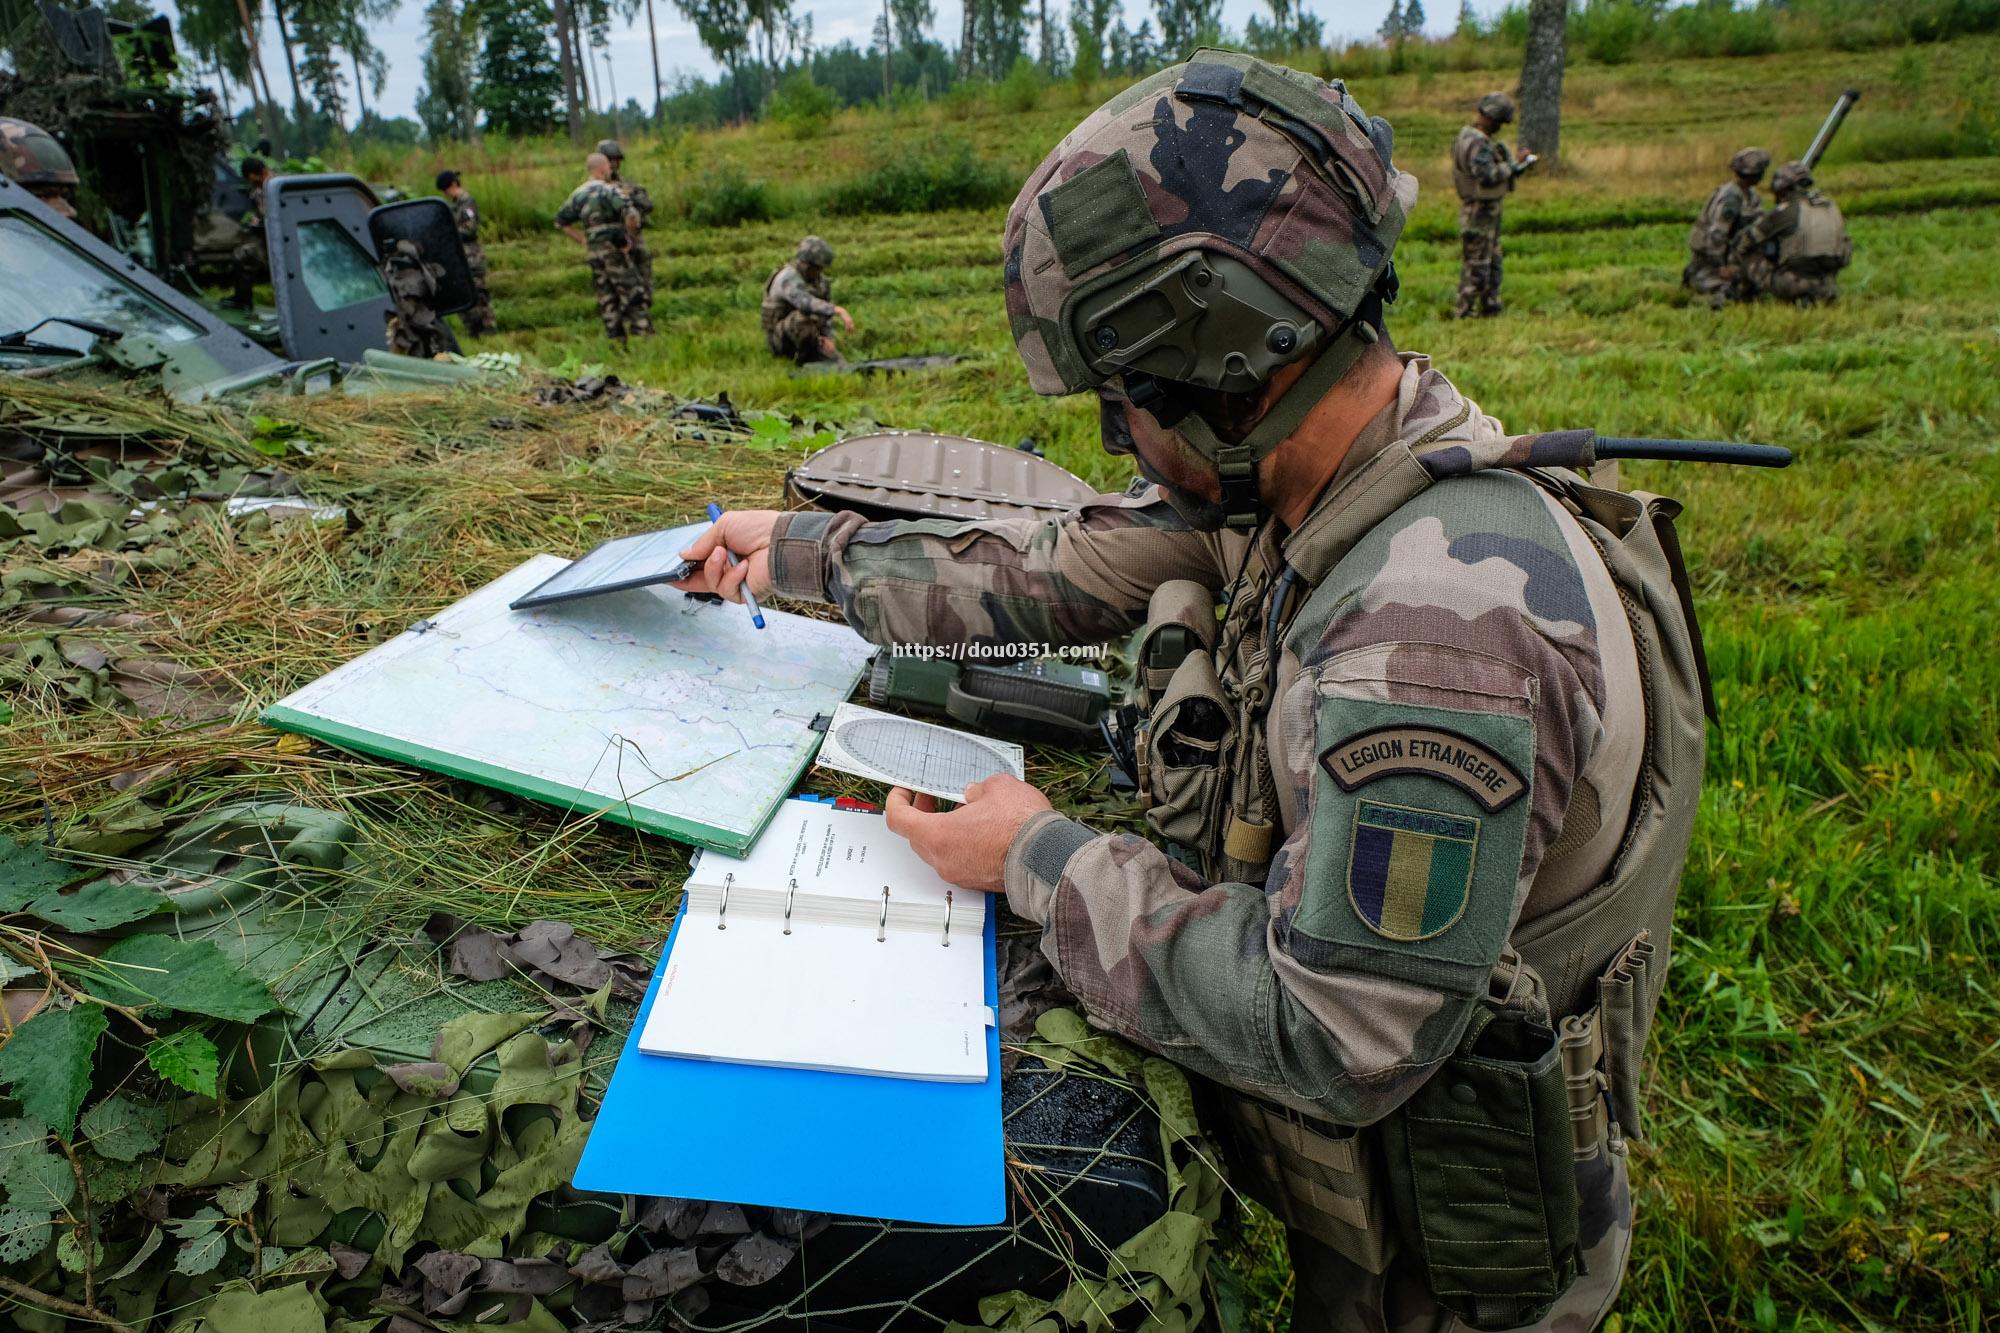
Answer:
[{"left": 1377, "top": 1006, "right": 1583, "bottom": 1330}]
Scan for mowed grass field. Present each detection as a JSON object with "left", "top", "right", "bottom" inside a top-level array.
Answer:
[
  {"left": 4, "top": 33, "right": 1997, "bottom": 1333},
  {"left": 400, "top": 41, "right": 2000, "bottom": 1328}
]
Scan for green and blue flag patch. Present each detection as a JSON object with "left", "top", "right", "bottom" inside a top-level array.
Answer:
[{"left": 1346, "top": 800, "right": 1480, "bottom": 941}]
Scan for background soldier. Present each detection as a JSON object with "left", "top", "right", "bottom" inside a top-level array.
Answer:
[
  {"left": 437, "top": 170, "right": 496, "bottom": 335},
  {"left": 0, "top": 117, "right": 81, "bottom": 222},
  {"left": 1732, "top": 160, "right": 1852, "bottom": 305},
  {"left": 761, "top": 235, "right": 854, "bottom": 364},
  {"left": 1684, "top": 147, "right": 1769, "bottom": 307},
  {"left": 1452, "top": 91, "right": 1533, "bottom": 318},
  {"left": 598, "top": 139, "right": 655, "bottom": 308},
  {"left": 381, "top": 238, "right": 450, "bottom": 359},
  {"left": 228, "top": 157, "right": 271, "bottom": 309},
  {"left": 682, "top": 50, "right": 1708, "bottom": 1332},
  {"left": 555, "top": 152, "right": 651, "bottom": 344}
]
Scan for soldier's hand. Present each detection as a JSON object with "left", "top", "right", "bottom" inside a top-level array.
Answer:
[
  {"left": 676, "top": 511, "right": 778, "bottom": 602},
  {"left": 835, "top": 305, "right": 855, "bottom": 333},
  {"left": 1516, "top": 146, "right": 1531, "bottom": 163},
  {"left": 884, "top": 776, "right": 1054, "bottom": 893}
]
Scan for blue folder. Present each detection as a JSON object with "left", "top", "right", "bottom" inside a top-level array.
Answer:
[{"left": 573, "top": 885, "right": 1005, "bottom": 1224}]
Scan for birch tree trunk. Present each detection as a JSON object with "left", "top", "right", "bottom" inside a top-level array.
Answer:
[
  {"left": 1518, "top": 0, "right": 1565, "bottom": 160},
  {"left": 553, "top": 0, "right": 583, "bottom": 144},
  {"left": 644, "top": 0, "right": 664, "bottom": 121}
]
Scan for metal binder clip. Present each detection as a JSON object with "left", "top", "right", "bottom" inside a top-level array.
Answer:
[
  {"left": 783, "top": 878, "right": 797, "bottom": 935},
  {"left": 942, "top": 890, "right": 953, "bottom": 947},
  {"left": 877, "top": 886, "right": 890, "bottom": 943},
  {"left": 718, "top": 873, "right": 733, "bottom": 929}
]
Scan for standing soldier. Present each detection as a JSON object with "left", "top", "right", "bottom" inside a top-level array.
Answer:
[
  {"left": 1452, "top": 91, "right": 1533, "bottom": 318},
  {"left": 598, "top": 140, "right": 655, "bottom": 308},
  {"left": 1683, "top": 148, "right": 1769, "bottom": 308},
  {"left": 228, "top": 157, "right": 272, "bottom": 309},
  {"left": 555, "top": 152, "right": 651, "bottom": 345},
  {"left": 381, "top": 239, "right": 451, "bottom": 359},
  {"left": 1731, "top": 160, "right": 1852, "bottom": 306},
  {"left": 0, "top": 117, "right": 82, "bottom": 222},
  {"left": 761, "top": 235, "right": 854, "bottom": 364},
  {"left": 437, "top": 170, "right": 496, "bottom": 335},
  {"left": 683, "top": 49, "right": 1712, "bottom": 1331}
]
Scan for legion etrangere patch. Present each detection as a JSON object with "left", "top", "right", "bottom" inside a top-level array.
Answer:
[
  {"left": 1346, "top": 800, "right": 1480, "bottom": 941},
  {"left": 1319, "top": 724, "right": 1527, "bottom": 812}
]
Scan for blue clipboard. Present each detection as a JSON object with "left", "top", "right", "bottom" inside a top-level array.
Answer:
[{"left": 573, "top": 883, "right": 1005, "bottom": 1224}]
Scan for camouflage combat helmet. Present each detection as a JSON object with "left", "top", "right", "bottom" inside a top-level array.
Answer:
[
  {"left": 796, "top": 234, "right": 834, "bottom": 268},
  {"left": 0, "top": 116, "right": 81, "bottom": 219},
  {"left": 595, "top": 139, "right": 624, "bottom": 160},
  {"left": 1771, "top": 160, "right": 1813, "bottom": 195},
  {"left": 1730, "top": 147, "right": 1771, "bottom": 180},
  {"left": 1477, "top": 91, "right": 1516, "bottom": 124},
  {"left": 1002, "top": 48, "right": 1416, "bottom": 528}
]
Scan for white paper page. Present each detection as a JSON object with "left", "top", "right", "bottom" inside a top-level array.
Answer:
[
  {"left": 687, "top": 802, "right": 953, "bottom": 921},
  {"left": 638, "top": 896, "right": 991, "bottom": 1082}
]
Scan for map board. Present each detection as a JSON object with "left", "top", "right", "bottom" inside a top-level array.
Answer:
[{"left": 264, "top": 556, "right": 874, "bottom": 853}]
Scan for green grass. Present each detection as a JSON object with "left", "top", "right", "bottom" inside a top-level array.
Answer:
[{"left": 7, "top": 32, "right": 2000, "bottom": 1333}]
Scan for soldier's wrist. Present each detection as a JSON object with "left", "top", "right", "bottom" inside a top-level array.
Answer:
[
  {"left": 1003, "top": 812, "right": 1099, "bottom": 925},
  {"left": 767, "top": 511, "right": 836, "bottom": 603}
]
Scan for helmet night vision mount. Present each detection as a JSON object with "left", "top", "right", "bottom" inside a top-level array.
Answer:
[{"left": 1073, "top": 246, "right": 1396, "bottom": 530}]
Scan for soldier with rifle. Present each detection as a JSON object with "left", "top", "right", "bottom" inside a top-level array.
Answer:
[
  {"left": 674, "top": 50, "right": 1782, "bottom": 1330},
  {"left": 437, "top": 170, "right": 497, "bottom": 335},
  {"left": 599, "top": 139, "right": 656, "bottom": 308},
  {"left": 555, "top": 151, "right": 651, "bottom": 344},
  {"left": 1730, "top": 92, "right": 1860, "bottom": 307},
  {"left": 1452, "top": 91, "right": 1536, "bottom": 319}
]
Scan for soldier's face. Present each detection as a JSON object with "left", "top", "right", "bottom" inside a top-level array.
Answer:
[
  {"left": 30, "top": 185, "right": 77, "bottom": 220},
  {"left": 1097, "top": 390, "right": 1230, "bottom": 530}
]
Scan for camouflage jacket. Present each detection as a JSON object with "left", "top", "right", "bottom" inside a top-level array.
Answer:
[
  {"left": 767, "top": 354, "right": 1644, "bottom": 1127},
  {"left": 554, "top": 179, "right": 638, "bottom": 243},
  {"left": 1689, "top": 179, "right": 1759, "bottom": 264},
  {"left": 1452, "top": 125, "right": 1514, "bottom": 203},
  {"left": 450, "top": 191, "right": 482, "bottom": 244},
  {"left": 762, "top": 261, "right": 837, "bottom": 328}
]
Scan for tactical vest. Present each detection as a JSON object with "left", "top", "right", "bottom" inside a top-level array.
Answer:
[
  {"left": 1778, "top": 194, "right": 1851, "bottom": 275},
  {"left": 1452, "top": 128, "right": 1510, "bottom": 203},
  {"left": 1130, "top": 442, "right": 1710, "bottom": 1322}
]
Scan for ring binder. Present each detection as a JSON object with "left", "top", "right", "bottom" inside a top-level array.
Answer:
[
  {"left": 783, "top": 878, "right": 798, "bottom": 935},
  {"left": 942, "top": 889, "right": 954, "bottom": 947},
  {"left": 878, "top": 886, "right": 890, "bottom": 943},
  {"left": 718, "top": 872, "right": 733, "bottom": 929}
]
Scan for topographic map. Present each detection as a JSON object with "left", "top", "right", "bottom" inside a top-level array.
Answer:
[{"left": 265, "top": 555, "right": 874, "bottom": 851}]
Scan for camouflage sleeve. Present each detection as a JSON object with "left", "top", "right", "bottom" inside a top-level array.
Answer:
[
  {"left": 553, "top": 187, "right": 584, "bottom": 228},
  {"left": 1700, "top": 188, "right": 1741, "bottom": 254},
  {"left": 766, "top": 490, "right": 1224, "bottom": 650},
  {"left": 771, "top": 266, "right": 838, "bottom": 321},
  {"left": 1732, "top": 201, "right": 1792, "bottom": 259},
  {"left": 1000, "top": 473, "right": 1608, "bottom": 1124},
  {"left": 627, "top": 183, "right": 654, "bottom": 218},
  {"left": 454, "top": 198, "right": 478, "bottom": 241}
]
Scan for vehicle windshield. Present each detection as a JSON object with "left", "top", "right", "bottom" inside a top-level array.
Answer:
[
  {"left": 298, "top": 218, "right": 388, "bottom": 311},
  {"left": 0, "top": 215, "right": 203, "bottom": 350}
]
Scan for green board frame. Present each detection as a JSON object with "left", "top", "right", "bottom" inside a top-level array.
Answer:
[{"left": 260, "top": 703, "right": 828, "bottom": 855}]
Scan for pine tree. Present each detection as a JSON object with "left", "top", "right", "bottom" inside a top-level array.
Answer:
[
  {"left": 475, "top": 0, "right": 562, "bottom": 134},
  {"left": 1403, "top": 0, "right": 1425, "bottom": 34},
  {"left": 1378, "top": 0, "right": 1403, "bottom": 41},
  {"left": 1456, "top": 0, "right": 1478, "bottom": 38}
]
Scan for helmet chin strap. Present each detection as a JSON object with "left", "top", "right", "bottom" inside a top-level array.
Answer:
[{"left": 1166, "top": 288, "right": 1387, "bottom": 531}]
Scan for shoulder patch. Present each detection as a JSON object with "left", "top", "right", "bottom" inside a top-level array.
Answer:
[
  {"left": 1320, "top": 725, "right": 1526, "bottom": 811},
  {"left": 1347, "top": 800, "right": 1478, "bottom": 941}
]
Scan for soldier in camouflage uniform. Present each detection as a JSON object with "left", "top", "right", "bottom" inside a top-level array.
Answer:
[
  {"left": 681, "top": 50, "right": 1710, "bottom": 1332},
  {"left": 1731, "top": 160, "right": 1852, "bottom": 306},
  {"left": 598, "top": 140, "right": 656, "bottom": 307},
  {"left": 437, "top": 170, "right": 496, "bottom": 335},
  {"left": 555, "top": 152, "right": 651, "bottom": 343},
  {"left": 761, "top": 235, "right": 855, "bottom": 364},
  {"left": 381, "top": 239, "right": 451, "bottom": 359},
  {"left": 1682, "top": 147, "right": 1768, "bottom": 307},
  {"left": 1452, "top": 92, "right": 1531, "bottom": 319},
  {"left": 228, "top": 157, "right": 272, "bottom": 309},
  {"left": 0, "top": 116, "right": 81, "bottom": 221}
]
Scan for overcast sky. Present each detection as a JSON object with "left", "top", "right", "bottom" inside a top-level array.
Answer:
[{"left": 154, "top": 0, "right": 1498, "bottom": 123}]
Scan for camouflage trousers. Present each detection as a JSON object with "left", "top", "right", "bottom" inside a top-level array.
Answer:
[
  {"left": 631, "top": 238, "right": 655, "bottom": 305},
  {"left": 462, "top": 241, "right": 497, "bottom": 335},
  {"left": 586, "top": 238, "right": 653, "bottom": 340},
  {"left": 1739, "top": 254, "right": 1840, "bottom": 305},
  {"left": 1289, "top": 1149, "right": 1631, "bottom": 1332},
  {"left": 387, "top": 306, "right": 451, "bottom": 360},
  {"left": 230, "top": 233, "right": 269, "bottom": 304},
  {"left": 765, "top": 308, "right": 835, "bottom": 365},
  {"left": 1455, "top": 201, "right": 1504, "bottom": 318},
  {"left": 1681, "top": 255, "right": 1748, "bottom": 306}
]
